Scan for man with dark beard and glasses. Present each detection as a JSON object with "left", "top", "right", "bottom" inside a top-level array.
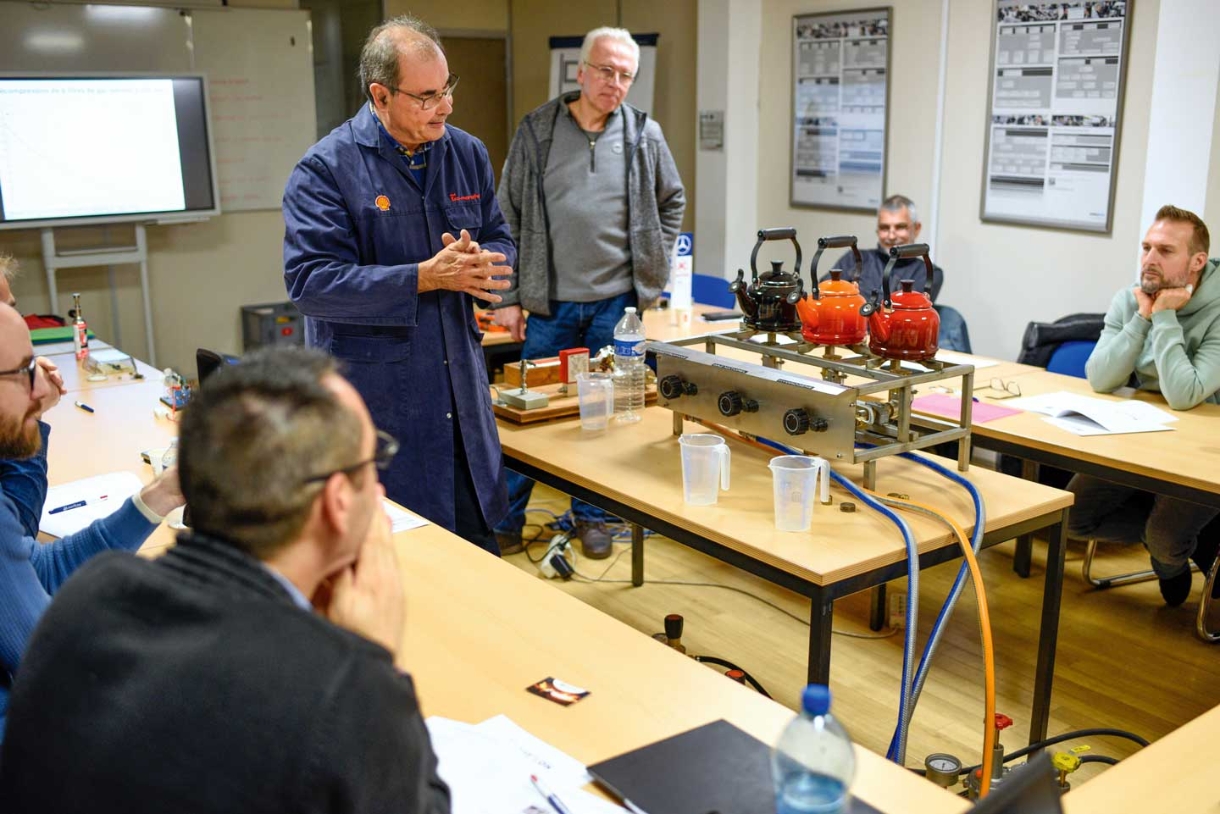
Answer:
[
  {"left": 1067, "top": 205, "right": 1220, "bottom": 607},
  {"left": 0, "top": 303, "right": 183, "bottom": 739}
]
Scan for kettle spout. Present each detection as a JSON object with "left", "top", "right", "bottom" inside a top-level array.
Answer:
[{"left": 729, "top": 269, "right": 758, "bottom": 318}]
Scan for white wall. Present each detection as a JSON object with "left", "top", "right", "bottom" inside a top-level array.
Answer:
[{"left": 696, "top": 0, "right": 761, "bottom": 282}]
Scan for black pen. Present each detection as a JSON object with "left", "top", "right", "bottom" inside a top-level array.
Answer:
[{"left": 74, "top": 400, "right": 95, "bottom": 413}]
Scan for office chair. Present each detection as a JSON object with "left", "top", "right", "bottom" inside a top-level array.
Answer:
[{"left": 196, "top": 348, "right": 239, "bottom": 384}]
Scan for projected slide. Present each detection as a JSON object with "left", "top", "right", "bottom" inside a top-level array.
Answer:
[
  {"left": 0, "top": 76, "right": 218, "bottom": 229},
  {"left": 0, "top": 79, "right": 183, "bottom": 220}
]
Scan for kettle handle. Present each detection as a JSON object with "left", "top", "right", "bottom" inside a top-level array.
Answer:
[
  {"left": 749, "top": 227, "right": 802, "bottom": 282},
  {"left": 880, "top": 243, "right": 934, "bottom": 306},
  {"left": 808, "top": 235, "right": 861, "bottom": 301}
]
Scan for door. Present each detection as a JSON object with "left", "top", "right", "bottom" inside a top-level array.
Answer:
[{"left": 442, "top": 36, "right": 510, "bottom": 185}]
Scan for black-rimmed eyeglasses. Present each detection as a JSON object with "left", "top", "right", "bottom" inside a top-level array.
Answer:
[
  {"left": 0, "top": 357, "right": 36, "bottom": 391},
  {"left": 388, "top": 74, "right": 459, "bottom": 110},
  {"left": 583, "top": 61, "right": 636, "bottom": 86},
  {"left": 303, "top": 430, "right": 399, "bottom": 485}
]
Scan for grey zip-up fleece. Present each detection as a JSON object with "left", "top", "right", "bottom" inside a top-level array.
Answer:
[{"left": 495, "top": 92, "right": 686, "bottom": 317}]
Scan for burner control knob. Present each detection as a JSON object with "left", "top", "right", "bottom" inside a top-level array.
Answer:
[
  {"left": 783, "top": 408, "right": 810, "bottom": 435},
  {"left": 659, "top": 375, "right": 686, "bottom": 400},
  {"left": 717, "top": 392, "right": 759, "bottom": 416},
  {"left": 719, "top": 391, "right": 744, "bottom": 417},
  {"left": 784, "top": 409, "right": 829, "bottom": 435}
]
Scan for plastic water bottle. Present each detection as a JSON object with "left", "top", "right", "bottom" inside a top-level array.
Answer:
[
  {"left": 612, "top": 306, "right": 645, "bottom": 424},
  {"left": 772, "top": 684, "right": 856, "bottom": 814}
]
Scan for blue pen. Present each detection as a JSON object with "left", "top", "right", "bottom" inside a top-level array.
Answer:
[
  {"left": 48, "top": 500, "right": 87, "bottom": 515},
  {"left": 529, "top": 774, "right": 575, "bottom": 814}
]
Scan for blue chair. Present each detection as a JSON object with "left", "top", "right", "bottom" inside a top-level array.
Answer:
[{"left": 1045, "top": 339, "right": 1095, "bottom": 378}]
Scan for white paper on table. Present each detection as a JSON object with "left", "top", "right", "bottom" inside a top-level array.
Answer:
[
  {"left": 425, "top": 717, "right": 624, "bottom": 814},
  {"left": 934, "top": 350, "right": 1001, "bottom": 369},
  {"left": 1043, "top": 415, "right": 1173, "bottom": 436},
  {"left": 1008, "top": 391, "right": 1176, "bottom": 436},
  {"left": 383, "top": 499, "right": 429, "bottom": 532},
  {"left": 39, "top": 471, "right": 144, "bottom": 538}
]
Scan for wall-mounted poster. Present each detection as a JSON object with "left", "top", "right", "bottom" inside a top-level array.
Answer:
[
  {"left": 790, "top": 8, "right": 891, "bottom": 212},
  {"left": 981, "top": 0, "right": 1132, "bottom": 233}
]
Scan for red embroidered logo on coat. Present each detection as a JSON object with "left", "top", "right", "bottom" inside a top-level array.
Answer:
[{"left": 449, "top": 192, "right": 480, "bottom": 202}]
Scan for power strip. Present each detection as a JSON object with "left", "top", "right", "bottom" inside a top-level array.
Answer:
[
  {"left": 887, "top": 591, "right": 907, "bottom": 629},
  {"left": 537, "top": 534, "right": 573, "bottom": 579}
]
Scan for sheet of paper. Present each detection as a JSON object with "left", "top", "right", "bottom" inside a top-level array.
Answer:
[
  {"left": 383, "top": 499, "right": 429, "bottom": 532},
  {"left": 1044, "top": 415, "right": 1174, "bottom": 437},
  {"left": 1109, "top": 400, "right": 1179, "bottom": 424},
  {"left": 426, "top": 717, "right": 623, "bottom": 814},
  {"left": 934, "top": 349, "right": 1001, "bottom": 369},
  {"left": 1008, "top": 391, "right": 1176, "bottom": 436},
  {"left": 39, "top": 471, "right": 144, "bottom": 538}
]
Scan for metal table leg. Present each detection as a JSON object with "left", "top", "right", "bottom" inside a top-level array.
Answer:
[
  {"left": 808, "top": 586, "right": 834, "bottom": 685},
  {"left": 870, "top": 584, "right": 887, "bottom": 631},
  {"left": 631, "top": 522, "right": 645, "bottom": 587},
  {"left": 1013, "top": 460, "right": 1039, "bottom": 577},
  {"left": 1028, "top": 508, "right": 1068, "bottom": 746}
]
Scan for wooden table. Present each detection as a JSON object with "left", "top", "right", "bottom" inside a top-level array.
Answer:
[
  {"left": 46, "top": 353, "right": 163, "bottom": 394},
  {"left": 396, "top": 523, "right": 970, "bottom": 814},
  {"left": 963, "top": 366, "right": 1220, "bottom": 577},
  {"left": 497, "top": 407, "right": 1074, "bottom": 745},
  {"left": 1062, "top": 703, "right": 1220, "bottom": 813}
]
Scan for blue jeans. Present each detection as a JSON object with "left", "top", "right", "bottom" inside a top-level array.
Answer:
[
  {"left": 496, "top": 291, "right": 636, "bottom": 535},
  {"left": 1067, "top": 474, "right": 1220, "bottom": 578}
]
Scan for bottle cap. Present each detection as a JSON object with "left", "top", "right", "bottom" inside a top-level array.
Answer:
[
  {"left": 801, "top": 683, "right": 831, "bottom": 716},
  {"left": 625, "top": 307, "right": 637, "bottom": 314}
]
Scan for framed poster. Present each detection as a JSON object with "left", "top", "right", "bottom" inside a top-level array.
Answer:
[
  {"left": 790, "top": 8, "right": 891, "bottom": 212},
  {"left": 981, "top": 0, "right": 1132, "bottom": 233}
]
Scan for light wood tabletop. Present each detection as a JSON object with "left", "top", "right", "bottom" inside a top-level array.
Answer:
[
  {"left": 45, "top": 353, "right": 163, "bottom": 395},
  {"left": 498, "top": 408, "right": 1072, "bottom": 588},
  {"left": 969, "top": 367, "right": 1220, "bottom": 504},
  {"left": 395, "top": 522, "right": 971, "bottom": 814},
  {"left": 1063, "top": 702, "right": 1220, "bottom": 813}
]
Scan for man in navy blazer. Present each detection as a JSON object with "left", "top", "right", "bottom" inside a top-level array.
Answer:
[{"left": 284, "top": 14, "right": 515, "bottom": 554}]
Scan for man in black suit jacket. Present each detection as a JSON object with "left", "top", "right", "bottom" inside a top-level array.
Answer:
[{"left": 0, "top": 347, "right": 450, "bottom": 814}]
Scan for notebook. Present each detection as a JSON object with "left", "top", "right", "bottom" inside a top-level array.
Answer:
[{"left": 587, "top": 719, "right": 881, "bottom": 814}]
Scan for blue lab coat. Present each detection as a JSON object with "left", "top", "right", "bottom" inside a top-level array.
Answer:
[{"left": 283, "top": 108, "right": 516, "bottom": 533}]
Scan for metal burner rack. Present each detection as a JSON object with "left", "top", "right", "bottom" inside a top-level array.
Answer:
[{"left": 649, "top": 328, "right": 976, "bottom": 490}]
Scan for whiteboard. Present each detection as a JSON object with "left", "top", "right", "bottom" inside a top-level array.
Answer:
[
  {"left": 190, "top": 9, "right": 316, "bottom": 212},
  {"left": 0, "top": 3, "right": 316, "bottom": 214}
]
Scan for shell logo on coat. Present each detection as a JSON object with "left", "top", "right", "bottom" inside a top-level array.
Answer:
[{"left": 375, "top": 195, "right": 391, "bottom": 211}]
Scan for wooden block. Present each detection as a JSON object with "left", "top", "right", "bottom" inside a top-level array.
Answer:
[{"left": 503, "top": 357, "right": 561, "bottom": 388}]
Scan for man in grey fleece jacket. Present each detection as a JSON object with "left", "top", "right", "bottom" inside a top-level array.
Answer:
[
  {"left": 1068, "top": 205, "right": 1220, "bottom": 607},
  {"left": 491, "top": 27, "right": 685, "bottom": 558}
]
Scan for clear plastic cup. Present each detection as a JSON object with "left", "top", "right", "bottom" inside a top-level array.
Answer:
[
  {"left": 768, "top": 455, "right": 830, "bottom": 532},
  {"left": 576, "top": 372, "right": 614, "bottom": 431},
  {"left": 679, "top": 433, "right": 731, "bottom": 505}
]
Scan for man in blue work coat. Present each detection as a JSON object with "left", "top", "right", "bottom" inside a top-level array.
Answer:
[{"left": 283, "top": 15, "right": 515, "bottom": 555}]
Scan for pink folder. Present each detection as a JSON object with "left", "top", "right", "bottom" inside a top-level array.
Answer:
[{"left": 912, "top": 393, "right": 1022, "bottom": 423}]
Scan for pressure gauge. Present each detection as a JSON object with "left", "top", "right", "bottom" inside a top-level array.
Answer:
[{"left": 924, "top": 753, "right": 963, "bottom": 788}]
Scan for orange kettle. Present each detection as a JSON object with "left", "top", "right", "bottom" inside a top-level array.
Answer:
[
  {"left": 796, "top": 235, "right": 868, "bottom": 346},
  {"left": 864, "top": 244, "right": 940, "bottom": 361}
]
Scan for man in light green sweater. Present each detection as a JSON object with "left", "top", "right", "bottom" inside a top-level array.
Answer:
[{"left": 1068, "top": 205, "right": 1220, "bottom": 607}]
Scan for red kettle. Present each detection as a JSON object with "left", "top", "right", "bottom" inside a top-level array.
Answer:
[
  {"left": 796, "top": 234, "right": 868, "bottom": 346},
  {"left": 864, "top": 244, "right": 940, "bottom": 361}
]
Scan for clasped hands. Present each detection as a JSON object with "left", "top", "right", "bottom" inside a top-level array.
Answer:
[
  {"left": 1135, "top": 282, "right": 1194, "bottom": 319},
  {"left": 418, "top": 228, "right": 513, "bottom": 303}
]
